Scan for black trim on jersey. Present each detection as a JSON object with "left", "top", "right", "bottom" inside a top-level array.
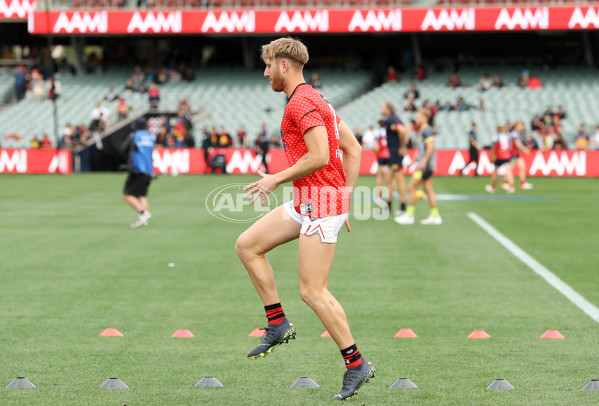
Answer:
[
  {"left": 287, "top": 83, "right": 310, "bottom": 102},
  {"left": 299, "top": 108, "right": 317, "bottom": 122}
]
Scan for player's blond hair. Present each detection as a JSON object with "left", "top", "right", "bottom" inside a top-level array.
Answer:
[
  {"left": 383, "top": 101, "right": 396, "bottom": 114},
  {"left": 261, "top": 37, "right": 309, "bottom": 69},
  {"left": 417, "top": 108, "right": 431, "bottom": 120}
]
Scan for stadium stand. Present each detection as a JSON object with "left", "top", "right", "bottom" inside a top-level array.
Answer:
[
  {"left": 0, "top": 67, "right": 372, "bottom": 148},
  {"left": 339, "top": 66, "right": 599, "bottom": 149},
  {"left": 0, "top": 72, "right": 14, "bottom": 104}
]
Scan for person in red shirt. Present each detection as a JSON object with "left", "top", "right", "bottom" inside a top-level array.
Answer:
[
  {"left": 236, "top": 38, "right": 372, "bottom": 401},
  {"left": 40, "top": 134, "right": 53, "bottom": 149},
  {"left": 485, "top": 125, "right": 515, "bottom": 194}
]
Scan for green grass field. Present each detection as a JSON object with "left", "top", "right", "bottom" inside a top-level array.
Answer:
[{"left": 1, "top": 174, "right": 598, "bottom": 405}]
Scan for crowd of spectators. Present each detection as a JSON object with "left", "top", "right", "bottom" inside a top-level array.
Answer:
[{"left": 12, "top": 64, "right": 62, "bottom": 102}]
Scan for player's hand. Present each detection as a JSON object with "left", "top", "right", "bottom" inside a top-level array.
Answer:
[
  {"left": 399, "top": 146, "right": 407, "bottom": 156},
  {"left": 243, "top": 170, "right": 279, "bottom": 206},
  {"left": 344, "top": 218, "right": 351, "bottom": 232}
]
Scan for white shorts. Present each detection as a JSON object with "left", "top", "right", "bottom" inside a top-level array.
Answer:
[{"left": 283, "top": 201, "right": 348, "bottom": 244}]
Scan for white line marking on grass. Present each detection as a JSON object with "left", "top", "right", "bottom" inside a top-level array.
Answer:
[{"left": 468, "top": 212, "right": 599, "bottom": 324}]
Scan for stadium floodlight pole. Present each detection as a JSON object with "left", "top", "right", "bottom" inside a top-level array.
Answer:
[{"left": 44, "top": 0, "right": 62, "bottom": 174}]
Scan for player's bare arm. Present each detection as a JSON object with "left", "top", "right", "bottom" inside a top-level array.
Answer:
[
  {"left": 515, "top": 139, "right": 530, "bottom": 154},
  {"left": 244, "top": 125, "right": 329, "bottom": 205},
  {"left": 421, "top": 138, "right": 434, "bottom": 169},
  {"left": 398, "top": 125, "right": 409, "bottom": 156},
  {"left": 338, "top": 120, "right": 362, "bottom": 192}
]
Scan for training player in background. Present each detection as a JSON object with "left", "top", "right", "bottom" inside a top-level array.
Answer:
[
  {"left": 505, "top": 121, "right": 533, "bottom": 190},
  {"left": 486, "top": 125, "right": 515, "bottom": 194},
  {"left": 122, "top": 118, "right": 155, "bottom": 228},
  {"left": 459, "top": 122, "right": 482, "bottom": 176},
  {"left": 236, "top": 38, "right": 375, "bottom": 401},
  {"left": 373, "top": 120, "right": 392, "bottom": 208},
  {"left": 395, "top": 109, "right": 442, "bottom": 225},
  {"left": 381, "top": 101, "right": 410, "bottom": 215}
]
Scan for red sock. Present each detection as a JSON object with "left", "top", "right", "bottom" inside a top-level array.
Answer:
[
  {"left": 341, "top": 344, "right": 363, "bottom": 368},
  {"left": 264, "top": 303, "right": 285, "bottom": 325}
]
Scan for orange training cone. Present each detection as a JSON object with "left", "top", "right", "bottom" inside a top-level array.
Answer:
[
  {"left": 394, "top": 328, "right": 418, "bottom": 338},
  {"left": 540, "top": 330, "right": 565, "bottom": 339},
  {"left": 248, "top": 328, "right": 266, "bottom": 337},
  {"left": 468, "top": 330, "right": 490, "bottom": 339},
  {"left": 172, "top": 329, "right": 195, "bottom": 338},
  {"left": 320, "top": 330, "right": 331, "bottom": 337},
  {"left": 99, "top": 328, "right": 123, "bottom": 337}
]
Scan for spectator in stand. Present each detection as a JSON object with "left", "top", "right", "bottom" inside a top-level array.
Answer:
[
  {"left": 455, "top": 97, "right": 469, "bottom": 112},
  {"left": 62, "top": 124, "right": 75, "bottom": 147},
  {"left": 442, "top": 101, "right": 454, "bottom": 111},
  {"left": 527, "top": 75, "right": 542, "bottom": 89},
  {"left": 217, "top": 126, "right": 232, "bottom": 148},
  {"left": 13, "top": 64, "right": 28, "bottom": 101},
  {"left": 310, "top": 73, "right": 322, "bottom": 89},
  {"left": 518, "top": 70, "right": 530, "bottom": 88},
  {"left": 30, "top": 135, "right": 41, "bottom": 148},
  {"left": 136, "top": 82, "right": 147, "bottom": 93},
  {"left": 492, "top": 74, "right": 503, "bottom": 88},
  {"left": 255, "top": 123, "right": 271, "bottom": 173},
  {"left": 592, "top": 125, "right": 599, "bottom": 150},
  {"left": 169, "top": 69, "right": 182, "bottom": 84},
  {"left": 550, "top": 115, "right": 563, "bottom": 137},
  {"left": 386, "top": 66, "right": 398, "bottom": 82},
  {"left": 105, "top": 87, "right": 119, "bottom": 102},
  {"left": 542, "top": 107, "right": 554, "bottom": 122},
  {"left": 40, "top": 134, "right": 53, "bottom": 149},
  {"left": 46, "top": 77, "right": 61, "bottom": 100},
  {"left": 157, "top": 67, "right": 168, "bottom": 84},
  {"left": 90, "top": 102, "right": 110, "bottom": 128},
  {"left": 524, "top": 133, "right": 539, "bottom": 150},
  {"left": 148, "top": 82, "right": 160, "bottom": 109},
  {"left": 447, "top": 72, "right": 461, "bottom": 88},
  {"left": 414, "top": 65, "right": 426, "bottom": 81},
  {"left": 183, "top": 67, "right": 195, "bottom": 82},
  {"left": 361, "top": 125, "right": 377, "bottom": 149},
  {"left": 117, "top": 98, "right": 131, "bottom": 121},
  {"left": 404, "top": 96, "right": 417, "bottom": 112},
  {"left": 477, "top": 98, "right": 486, "bottom": 112},
  {"left": 30, "top": 69, "right": 45, "bottom": 101},
  {"left": 553, "top": 134, "right": 567, "bottom": 150},
  {"left": 123, "top": 79, "right": 135, "bottom": 93},
  {"left": 237, "top": 125, "right": 248, "bottom": 147},
  {"left": 556, "top": 105, "right": 567, "bottom": 120},
  {"left": 575, "top": 123, "right": 590, "bottom": 150},
  {"left": 354, "top": 126, "right": 363, "bottom": 145},
  {"left": 145, "top": 67, "right": 155, "bottom": 84},
  {"left": 132, "top": 65, "right": 145, "bottom": 87},
  {"left": 478, "top": 73, "right": 492, "bottom": 92},
  {"left": 433, "top": 100, "right": 442, "bottom": 114},
  {"left": 531, "top": 114, "right": 543, "bottom": 131},
  {"left": 404, "top": 83, "right": 419, "bottom": 100}
]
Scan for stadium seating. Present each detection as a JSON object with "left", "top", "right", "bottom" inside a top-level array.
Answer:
[
  {"left": 0, "top": 67, "right": 372, "bottom": 148},
  {"left": 0, "top": 72, "right": 14, "bottom": 104},
  {"left": 1, "top": 66, "right": 597, "bottom": 150},
  {"left": 338, "top": 66, "right": 599, "bottom": 149}
]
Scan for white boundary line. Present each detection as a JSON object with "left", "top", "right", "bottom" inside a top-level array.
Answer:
[{"left": 467, "top": 212, "right": 599, "bottom": 324}]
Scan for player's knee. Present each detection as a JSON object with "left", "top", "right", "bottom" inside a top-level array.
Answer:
[{"left": 235, "top": 233, "right": 250, "bottom": 259}]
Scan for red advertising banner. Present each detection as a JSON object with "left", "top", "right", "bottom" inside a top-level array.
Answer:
[
  {"left": 0, "top": 0, "right": 35, "bottom": 20},
  {"left": 27, "top": 6, "right": 599, "bottom": 35},
  {"left": 0, "top": 149, "right": 72, "bottom": 173},
  {"left": 151, "top": 148, "right": 599, "bottom": 177}
]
